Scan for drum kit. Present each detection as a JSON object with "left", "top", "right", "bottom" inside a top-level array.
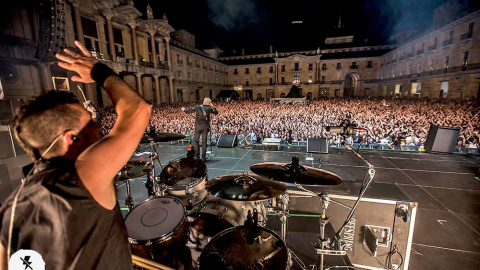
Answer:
[{"left": 120, "top": 134, "right": 374, "bottom": 270}]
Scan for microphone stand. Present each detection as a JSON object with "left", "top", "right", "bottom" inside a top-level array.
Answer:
[{"left": 335, "top": 139, "right": 376, "bottom": 240}]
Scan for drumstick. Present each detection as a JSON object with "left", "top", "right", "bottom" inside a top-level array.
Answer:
[{"left": 131, "top": 255, "right": 176, "bottom": 270}]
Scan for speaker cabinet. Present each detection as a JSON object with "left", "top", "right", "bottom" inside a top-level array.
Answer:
[
  {"left": 307, "top": 138, "right": 328, "bottom": 153},
  {"left": 35, "top": 0, "right": 67, "bottom": 62},
  {"left": 217, "top": 134, "right": 237, "bottom": 148},
  {"left": 424, "top": 125, "right": 460, "bottom": 153}
]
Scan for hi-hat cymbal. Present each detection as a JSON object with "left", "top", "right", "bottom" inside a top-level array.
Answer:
[
  {"left": 117, "top": 160, "right": 154, "bottom": 181},
  {"left": 141, "top": 133, "right": 186, "bottom": 143},
  {"left": 159, "top": 157, "right": 207, "bottom": 186},
  {"left": 250, "top": 157, "right": 342, "bottom": 186},
  {"left": 206, "top": 172, "right": 286, "bottom": 201}
]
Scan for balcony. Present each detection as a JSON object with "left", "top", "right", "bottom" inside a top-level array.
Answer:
[
  {"left": 177, "top": 60, "right": 184, "bottom": 65},
  {"left": 187, "top": 62, "right": 193, "bottom": 66},
  {"left": 350, "top": 65, "right": 358, "bottom": 69},
  {"left": 460, "top": 33, "right": 472, "bottom": 41},
  {"left": 291, "top": 68, "right": 302, "bottom": 72},
  {"left": 416, "top": 49, "right": 424, "bottom": 55},
  {"left": 427, "top": 45, "right": 437, "bottom": 51},
  {"left": 442, "top": 40, "right": 452, "bottom": 47},
  {"left": 195, "top": 64, "right": 200, "bottom": 69},
  {"left": 407, "top": 53, "right": 413, "bottom": 58}
]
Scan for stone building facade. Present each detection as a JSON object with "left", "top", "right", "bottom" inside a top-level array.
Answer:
[{"left": 0, "top": 0, "right": 479, "bottom": 107}]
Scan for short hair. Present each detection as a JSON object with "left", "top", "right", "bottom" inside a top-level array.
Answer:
[
  {"left": 13, "top": 90, "right": 82, "bottom": 160},
  {"left": 203, "top": 98, "right": 212, "bottom": 105}
]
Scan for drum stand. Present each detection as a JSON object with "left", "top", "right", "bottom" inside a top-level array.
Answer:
[
  {"left": 147, "top": 142, "right": 164, "bottom": 196},
  {"left": 268, "top": 193, "right": 308, "bottom": 270},
  {"left": 124, "top": 180, "right": 135, "bottom": 211}
]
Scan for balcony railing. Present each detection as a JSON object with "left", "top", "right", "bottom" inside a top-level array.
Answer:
[
  {"left": 291, "top": 68, "right": 302, "bottom": 72},
  {"left": 442, "top": 40, "right": 452, "bottom": 47},
  {"left": 427, "top": 45, "right": 437, "bottom": 51},
  {"left": 407, "top": 53, "right": 413, "bottom": 58},
  {"left": 460, "top": 33, "right": 472, "bottom": 41},
  {"left": 416, "top": 49, "right": 424, "bottom": 55},
  {"left": 350, "top": 65, "right": 358, "bottom": 69}
]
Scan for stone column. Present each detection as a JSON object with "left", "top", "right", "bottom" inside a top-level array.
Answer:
[
  {"left": 160, "top": 77, "right": 167, "bottom": 103},
  {"left": 316, "top": 60, "right": 320, "bottom": 82},
  {"left": 164, "top": 37, "right": 172, "bottom": 69},
  {"left": 154, "top": 76, "right": 161, "bottom": 104},
  {"left": 168, "top": 76, "right": 175, "bottom": 103},
  {"left": 147, "top": 28, "right": 157, "bottom": 68},
  {"left": 103, "top": 10, "right": 116, "bottom": 62},
  {"left": 157, "top": 39, "right": 165, "bottom": 62},
  {"left": 135, "top": 72, "right": 144, "bottom": 97},
  {"left": 275, "top": 63, "right": 278, "bottom": 84},
  {"left": 69, "top": 0, "right": 85, "bottom": 45},
  {"left": 128, "top": 21, "right": 139, "bottom": 64}
]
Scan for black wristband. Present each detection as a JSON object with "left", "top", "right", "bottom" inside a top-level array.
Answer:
[{"left": 90, "top": 62, "right": 118, "bottom": 87}]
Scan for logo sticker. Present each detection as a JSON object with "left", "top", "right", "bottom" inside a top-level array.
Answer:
[{"left": 9, "top": 249, "right": 45, "bottom": 270}]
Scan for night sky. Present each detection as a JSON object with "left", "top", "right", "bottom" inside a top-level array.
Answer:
[{"left": 136, "top": 0, "right": 448, "bottom": 56}]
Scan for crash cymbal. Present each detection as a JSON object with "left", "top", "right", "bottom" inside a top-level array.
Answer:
[
  {"left": 117, "top": 160, "right": 154, "bottom": 181},
  {"left": 206, "top": 172, "right": 286, "bottom": 201},
  {"left": 250, "top": 157, "right": 342, "bottom": 186},
  {"left": 159, "top": 157, "right": 207, "bottom": 186},
  {"left": 141, "top": 133, "right": 186, "bottom": 143}
]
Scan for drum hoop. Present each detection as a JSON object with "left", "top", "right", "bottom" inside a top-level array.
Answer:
[
  {"left": 125, "top": 196, "right": 186, "bottom": 245},
  {"left": 200, "top": 225, "right": 288, "bottom": 266},
  {"left": 167, "top": 175, "right": 207, "bottom": 193}
]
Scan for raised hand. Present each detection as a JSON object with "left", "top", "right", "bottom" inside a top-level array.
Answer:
[{"left": 55, "top": 40, "right": 98, "bottom": 83}]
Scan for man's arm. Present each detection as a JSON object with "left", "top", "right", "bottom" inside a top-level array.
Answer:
[
  {"left": 183, "top": 106, "right": 196, "bottom": 114},
  {"left": 57, "top": 41, "right": 151, "bottom": 209}
]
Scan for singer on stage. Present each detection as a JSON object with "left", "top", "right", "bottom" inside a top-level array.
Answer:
[{"left": 182, "top": 98, "right": 218, "bottom": 161}]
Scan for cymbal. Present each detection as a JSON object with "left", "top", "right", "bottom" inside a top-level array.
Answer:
[
  {"left": 206, "top": 172, "right": 286, "bottom": 201},
  {"left": 117, "top": 160, "right": 154, "bottom": 181},
  {"left": 250, "top": 157, "right": 342, "bottom": 186},
  {"left": 159, "top": 157, "right": 207, "bottom": 186},
  {"left": 141, "top": 133, "right": 186, "bottom": 143}
]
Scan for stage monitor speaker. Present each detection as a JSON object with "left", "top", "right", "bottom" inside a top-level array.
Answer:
[
  {"left": 424, "top": 125, "right": 460, "bottom": 153},
  {"left": 0, "top": 162, "right": 12, "bottom": 205},
  {"left": 0, "top": 99, "right": 21, "bottom": 121},
  {"left": 307, "top": 138, "right": 328, "bottom": 153},
  {"left": 217, "top": 134, "right": 236, "bottom": 148}
]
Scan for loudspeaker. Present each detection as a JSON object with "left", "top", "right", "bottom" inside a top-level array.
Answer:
[
  {"left": 0, "top": 162, "right": 12, "bottom": 204},
  {"left": 307, "top": 138, "right": 328, "bottom": 153},
  {"left": 424, "top": 125, "right": 460, "bottom": 153},
  {"left": 217, "top": 134, "right": 236, "bottom": 148},
  {"left": 35, "top": 0, "right": 67, "bottom": 62}
]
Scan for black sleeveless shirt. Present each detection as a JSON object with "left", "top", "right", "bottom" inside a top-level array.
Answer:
[{"left": 0, "top": 158, "right": 132, "bottom": 270}]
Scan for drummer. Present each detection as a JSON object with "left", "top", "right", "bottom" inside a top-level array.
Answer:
[{"left": 0, "top": 41, "right": 151, "bottom": 269}]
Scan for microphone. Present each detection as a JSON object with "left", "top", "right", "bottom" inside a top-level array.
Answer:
[{"left": 77, "top": 85, "right": 102, "bottom": 123}]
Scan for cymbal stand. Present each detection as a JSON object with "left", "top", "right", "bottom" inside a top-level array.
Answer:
[
  {"left": 124, "top": 180, "right": 135, "bottom": 211},
  {"left": 147, "top": 142, "right": 164, "bottom": 196},
  {"left": 268, "top": 193, "right": 308, "bottom": 270}
]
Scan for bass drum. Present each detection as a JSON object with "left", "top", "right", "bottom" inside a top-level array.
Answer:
[
  {"left": 160, "top": 158, "right": 209, "bottom": 210},
  {"left": 124, "top": 196, "right": 190, "bottom": 268},
  {"left": 199, "top": 225, "right": 289, "bottom": 270},
  {"left": 186, "top": 196, "right": 268, "bottom": 269}
]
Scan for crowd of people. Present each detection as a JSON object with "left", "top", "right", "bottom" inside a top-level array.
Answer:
[{"left": 99, "top": 97, "right": 480, "bottom": 152}]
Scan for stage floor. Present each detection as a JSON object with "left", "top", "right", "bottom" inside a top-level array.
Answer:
[{"left": 116, "top": 142, "right": 480, "bottom": 270}]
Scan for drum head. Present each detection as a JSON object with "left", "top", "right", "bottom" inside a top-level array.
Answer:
[
  {"left": 125, "top": 197, "right": 185, "bottom": 242},
  {"left": 199, "top": 226, "right": 288, "bottom": 270}
]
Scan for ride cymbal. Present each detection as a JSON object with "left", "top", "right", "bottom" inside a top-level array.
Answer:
[
  {"left": 206, "top": 172, "right": 286, "bottom": 201},
  {"left": 250, "top": 157, "right": 342, "bottom": 186},
  {"left": 117, "top": 160, "right": 154, "bottom": 181}
]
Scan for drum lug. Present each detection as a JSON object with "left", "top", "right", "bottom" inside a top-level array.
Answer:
[{"left": 219, "top": 207, "right": 228, "bottom": 219}]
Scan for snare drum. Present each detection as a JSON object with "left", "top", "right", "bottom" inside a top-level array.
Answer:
[
  {"left": 199, "top": 225, "right": 289, "bottom": 270},
  {"left": 160, "top": 158, "right": 209, "bottom": 210},
  {"left": 124, "top": 196, "right": 187, "bottom": 263}
]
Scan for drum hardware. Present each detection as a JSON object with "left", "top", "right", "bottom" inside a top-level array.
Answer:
[
  {"left": 118, "top": 160, "right": 154, "bottom": 211},
  {"left": 205, "top": 171, "right": 287, "bottom": 201}
]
